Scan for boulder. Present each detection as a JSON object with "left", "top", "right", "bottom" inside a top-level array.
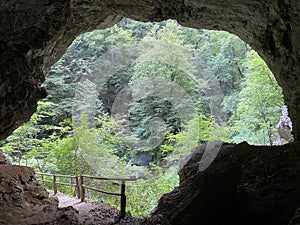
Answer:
[
  {"left": 145, "top": 142, "right": 300, "bottom": 225},
  {"left": 0, "top": 165, "right": 80, "bottom": 224}
]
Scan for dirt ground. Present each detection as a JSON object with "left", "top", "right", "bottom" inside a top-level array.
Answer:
[{"left": 50, "top": 191, "right": 145, "bottom": 225}]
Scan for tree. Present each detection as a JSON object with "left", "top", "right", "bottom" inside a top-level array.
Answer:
[
  {"left": 43, "top": 26, "right": 135, "bottom": 123},
  {"left": 230, "top": 51, "right": 284, "bottom": 145},
  {"left": 72, "top": 79, "right": 102, "bottom": 127},
  {"left": 0, "top": 102, "right": 61, "bottom": 165},
  {"left": 194, "top": 30, "right": 250, "bottom": 121},
  {"left": 121, "top": 21, "right": 206, "bottom": 163},
  {"left": 163, "top": 113, "right": 230, "bottom": 164}
]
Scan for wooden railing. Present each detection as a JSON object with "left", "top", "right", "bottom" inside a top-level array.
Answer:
[{"left": 35, "top": 172, "right": 137, "bottom": 218}]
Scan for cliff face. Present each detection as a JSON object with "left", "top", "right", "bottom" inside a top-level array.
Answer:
[{"left": 1, "top": 1, "right": 300, "bottom": 224}]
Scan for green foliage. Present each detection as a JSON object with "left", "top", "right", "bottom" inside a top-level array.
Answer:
[
  {"left": 1, "top": 102, "right": 62, "bottom": 165},
  {"left": 73, "top": 79, "right": 102, "bottom": 127},
  {"left": 126, "top": 167, "right": 179, "bottom": 216},
  {"left": 164, "top": 113, "right": 230, "bottom": 163},
  {"left": 43, "top": 26, "right": 135, "bottom": 123},
  {"left": 195, "top": 30, "right": 250, "bottom": 120},
  {"left": 230, "top": 51, "right": 284, "bottom": 145},
  {"left": 23, "top": 136, "right": 58, "bottom": 172},
  {"left": 125, "top": 21, "right": 207, "bottom": 163},
  {"left": 52, "top": 136, "right": 79, "bottom": 174}
]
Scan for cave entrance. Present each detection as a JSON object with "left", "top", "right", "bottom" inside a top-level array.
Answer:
[{"left": 0, "top": 18, "right": 289, "bottom": 217}]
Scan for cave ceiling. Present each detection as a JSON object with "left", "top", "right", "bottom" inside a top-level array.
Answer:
[{"left": 0, "top": 0, "right": 300, "bottom": 141}]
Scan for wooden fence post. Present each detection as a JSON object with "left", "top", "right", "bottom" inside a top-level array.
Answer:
[
  {"left": 35, "top": 172, "right": 135, "bottom": 217},
  {"left": 53, "top": 175, "right": 57, "bottom": 195},
  {"left": 120, "top": 180, "right": 126, "bottom": 218},
  {"left": 75, "top": 176, "right": 80, "bottom": 199},
  {"left": 80, "top": 175, "right": 85, "bottom": 202}
]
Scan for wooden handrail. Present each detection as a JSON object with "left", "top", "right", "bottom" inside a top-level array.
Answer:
[
  {"left": 36, "top": 172, "right": 78, "bottom": 197},
  {"left": 35, "top": 172, "right": 137, "bottom": 218},
  {"left": 39, "top": 179, "right": 53, "bottom": 183},
  {"left": 81, "top": 185, "right": 121, "bottom": 196},
  {"left": 36, "top": 172, "right": 77, "bottom": 178},
  {"left": 81, "top": 174, "right": 137, "bottom": 181},
  {"left": 56, "top": 182, "right": 77, "bottom": 187}
]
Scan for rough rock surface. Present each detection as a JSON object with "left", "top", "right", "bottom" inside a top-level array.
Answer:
[
  {"left": 140, "top": 142, "right": 300, "bottom": 225},
  {"left": 0, "top": 165, "right": 80, "bottom": 225},
  {"left": 0, "top": 151, "right": 8, "bottom": 164},
  {"left": 1, "top": 1, "right": 300, "bottom": 225},
  {"left": 0, "top": 1, "right": 300, "bottom": 141},
  {"left": 289, "top": 208, "right": 300, "bottom": 225}
]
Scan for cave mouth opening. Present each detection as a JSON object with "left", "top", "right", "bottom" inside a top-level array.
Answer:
[{"left": 0, "top": 17, "right": 291, "bottom": 217}]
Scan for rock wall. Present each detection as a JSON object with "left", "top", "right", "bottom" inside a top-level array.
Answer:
[
  {"left": 0, "top": 0, "right": 121, "bottom": 139},
  {"left": 1, "top": 1, "right": 300, "bottom": 224},
  {"left": 0, "top": 165, "right": 79, "bottom": 224},
  {"left": 144, "top": 142, "right": 300, "bottom": 225},
  {"left": 0, "top": 0, "right": 300, "bottom": 141}
]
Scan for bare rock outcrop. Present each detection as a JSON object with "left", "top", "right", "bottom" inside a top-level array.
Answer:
[
  {"left": 0, "top": 165, "right": 80, "bottom": 225},
  {"left": 143, "top": 142, "right": 300, "bottom": 225}
]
